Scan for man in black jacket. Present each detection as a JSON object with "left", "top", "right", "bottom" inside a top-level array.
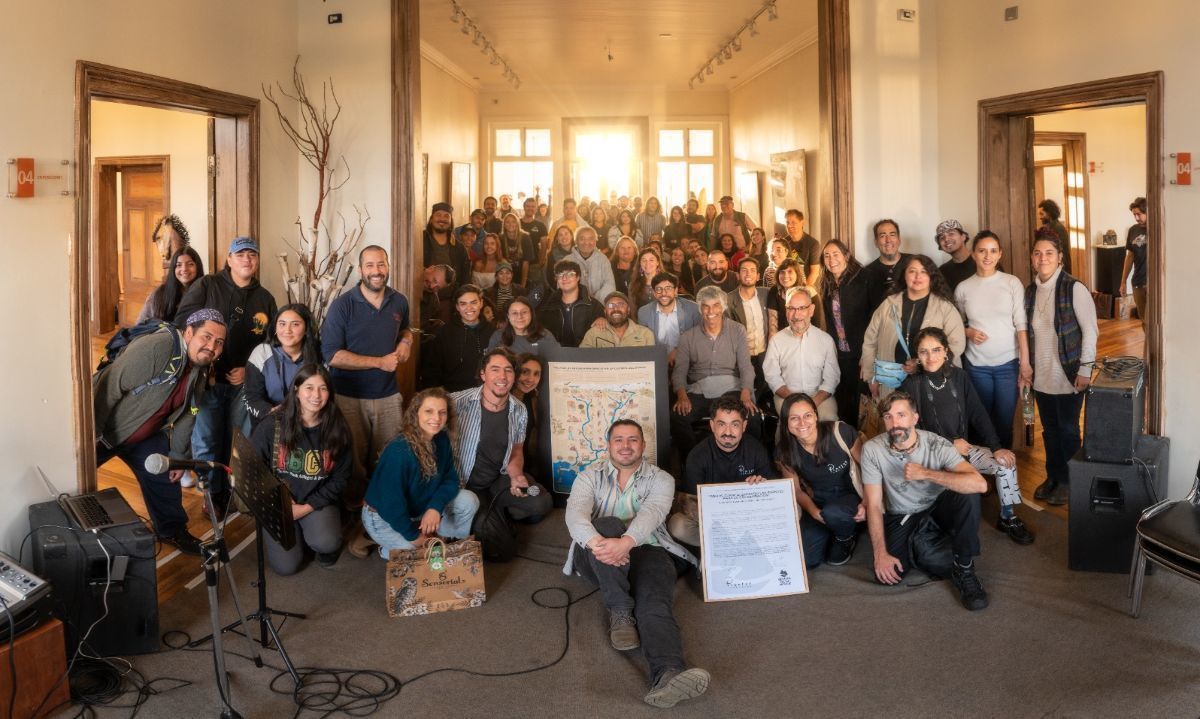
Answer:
[
  {"left": 175, "top": 236, "right": 277, "bottom": 513},
  {"left": 536, "top": 259, "right": 603, "bottom": 348},
  {"left": 423, "top": 202, "right": 471, "bottom": 287},
  {"left": 419, "top": 284, "right": 495, "bottom": 392}
]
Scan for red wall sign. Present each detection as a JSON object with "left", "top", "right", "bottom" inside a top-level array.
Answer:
[
  {"left": 15, "top": 157, "right": 34, "bottom": 198},
  {"left": 1176, "top": 152, "right": 1192, "bottom": 186}
]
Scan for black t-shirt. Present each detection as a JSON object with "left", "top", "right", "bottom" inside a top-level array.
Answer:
[
  {"left": 521, "top": 219, "right": 548, "bottom": 255},
  {"left": 790, "top": 234, "right": 820, "bottom": 276},
  {"left": 1126, "top": 223, "right": 1148, "bottom": 288},
  {"left": 939, "top": 256, "right": 977, "bottom": 292},
  {"left": 896, "top": 294, "right": 929, "bottom": 362},
  {"left": 682, "top": 435, "right": 773, "bottom": 495},
  {"left": 863, "top": 253, "right": 911, "bottom": 311},
  {"left": 780, "top": 421, "right": 857, "bottom": 495},
  {"left": 467, "top": 405, "right": 509, "bottom": 489},
  {"left": 696, "top": 273, "right": 738, "bottom": 293}
]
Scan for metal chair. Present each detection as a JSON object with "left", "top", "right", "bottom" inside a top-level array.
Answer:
[{"left": 1128, "top": 460, "right": 1200, "bottom": 617}]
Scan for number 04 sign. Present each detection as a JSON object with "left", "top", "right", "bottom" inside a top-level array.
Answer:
[{"left": 1173, "top": 152, "right": 1191, "bottom": 186}]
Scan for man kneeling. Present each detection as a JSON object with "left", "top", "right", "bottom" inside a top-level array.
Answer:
[
  {"left": 563, "top": 420, "right": 710, "bottom": 708},
  {"left": 861, "top": 391, "right": 990, "bottom": 610}
]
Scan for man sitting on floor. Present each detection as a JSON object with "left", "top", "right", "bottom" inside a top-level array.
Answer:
[
  {"left": 861, "top": 390, "right": 990, "bottom": 611},
  {"left": 563, "top": 419, "right": 710, "bottom": 708},
  {"left": 667, "top": 395, "right": 771, "bottom": 547}
]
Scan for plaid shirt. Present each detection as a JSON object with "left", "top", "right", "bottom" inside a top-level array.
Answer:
[{"left": 452, "top": 386, "right": 527, "bottom": 485}]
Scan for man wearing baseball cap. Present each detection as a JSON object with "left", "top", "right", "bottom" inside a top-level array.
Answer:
[
  {"left": 175, "top": 236, "right": 277, "bottom": 516},
  {"left": 935, "top": 219, "right": 978, "bottom": 292},
  {"left": 579, "top": 291, "right": 655, "bottom": 348}
]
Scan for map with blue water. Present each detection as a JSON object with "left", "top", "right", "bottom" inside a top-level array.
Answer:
[{"left": 548, "top": 361, "right": 658, "bottom": 494}]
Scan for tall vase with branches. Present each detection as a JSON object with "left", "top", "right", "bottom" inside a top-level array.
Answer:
[{"left": 264, "top": 56, "right": 369, "bottom": 328}]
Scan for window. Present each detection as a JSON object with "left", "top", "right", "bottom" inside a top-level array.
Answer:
[
  {"left": 491, "top": 127, "right": 554, "bottom": 206},
  {"left": 655, "top": 126, "right": 717, "bottom": 211}
]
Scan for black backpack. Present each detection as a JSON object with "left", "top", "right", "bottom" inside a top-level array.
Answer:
[{"left": 94, "top": 320, "right": 188, "bottom": 395}]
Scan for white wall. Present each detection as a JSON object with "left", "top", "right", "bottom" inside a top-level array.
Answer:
[
  {"left": 729, "top": 42, "right": 822, "bottom": 239},
  {"left": 90, "top": 100, "right": 211, "bottom": 269},
  {"left": 1035, "top": 105, "right": 1146, "bottom": 267},
  {"left": 0, "top": 1, "right": 300, "bottom": 554},
  {"left": 297, "top": 0, "right": 392, "bottom": 278},
  {"left": 421, "top": 57, "right": 481, "bottom": 221},
  {"left": 849, "top": 0, "right": 941, "bottom": 262},
  {"left": 926, "top": 0, "right": 1199, "bottom": 496}
]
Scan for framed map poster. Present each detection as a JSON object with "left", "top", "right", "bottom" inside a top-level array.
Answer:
[{"left": 537, "top": 346, "right": 671, "bottom": 496}]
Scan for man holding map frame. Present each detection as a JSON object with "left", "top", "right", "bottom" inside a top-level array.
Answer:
[{"left": 563, "top": 419, "right": 710, "bottom": 709}]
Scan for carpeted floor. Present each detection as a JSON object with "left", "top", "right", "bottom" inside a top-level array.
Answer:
[{"left": 61, "top": 503, "right": 1200, "bottom": 718}]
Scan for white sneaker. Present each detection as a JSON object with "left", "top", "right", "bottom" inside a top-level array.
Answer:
[{"left": 179, "top": 471, "right": 196, "bottom": 488}]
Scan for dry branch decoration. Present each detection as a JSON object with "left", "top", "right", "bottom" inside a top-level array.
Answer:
[{"left": 264, "top": 56, "right": 369, "bottom": 327}]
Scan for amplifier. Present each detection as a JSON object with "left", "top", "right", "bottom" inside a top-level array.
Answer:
[
  {"left": 1083, "top": 363, "right": 1145, "bottom": 463},
  {"left": 1069, "top": 435, "right": 1169, "bottom": 573},
  {"left": 28, "top": 500, "right": 160, "bottom": 656},
  {"left": 0, "top": 551, "right": 53, "bottom": 642}
]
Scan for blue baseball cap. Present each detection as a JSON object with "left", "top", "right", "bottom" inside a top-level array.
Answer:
[{"left": 229, "top": 236, "right": 259, "bottom": 254}]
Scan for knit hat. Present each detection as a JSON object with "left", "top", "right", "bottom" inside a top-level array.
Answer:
[
  {"left": 185, "top": 308, "right": 226, "bottom": 327},
  {"left": 496, "top": 261, "right": 513, "bottom": 275}
]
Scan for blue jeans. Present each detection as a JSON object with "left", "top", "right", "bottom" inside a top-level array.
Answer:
[
  {"left": 965, "top": 358, "right": 1020, "bottom": 449},
  {"left": 190, "top": 382, "right": 248, "bottom": 497},
  {"left": 361, "top": 489, "right": 480, "bottom": 559},
  {"left": 95, "top": 433, "right": 188, "bottom": 537},
  {"left": 799, "top": 486, "right": 861, "bottom": 568}
]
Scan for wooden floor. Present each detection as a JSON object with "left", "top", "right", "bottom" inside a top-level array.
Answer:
[{"left": 89, "top": 317, "right": 1146, "bottom": 602}]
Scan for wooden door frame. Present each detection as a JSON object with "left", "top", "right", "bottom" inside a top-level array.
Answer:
[
  {"left": 978, "top": 72, "right": 1164, "bottom": 432},
  {"left": 73, "top": 61, "right": 260, "bottom": 492},
  {"left": 1032, "top": 131, "right": 1090, "bottom": 284},
  {"left": 92, "top": 155, "right": 171, "bottom": 334}
]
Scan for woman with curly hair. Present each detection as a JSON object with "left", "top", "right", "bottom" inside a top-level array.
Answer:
[
  {"left": 766, "top": 258, "right": 806, "bottom": 336},
  {"left": 249, "top": 364, "right": 352, "bottom": 574},
  {"left": 610, "top": 235, "right": 640, "bottom": 295},
  {"left": 861, "top": 254, "right": 966, "bottom": 398},
  {"left": 361, "top": 387, "right": 480, "bottom": 557}
]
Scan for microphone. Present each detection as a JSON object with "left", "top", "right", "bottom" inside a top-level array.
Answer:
[{"left": 144, "top": 454, "right": 224, "bottom": 474}]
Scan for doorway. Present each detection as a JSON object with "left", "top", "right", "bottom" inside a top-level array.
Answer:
[{"left": 979, "top": 74, "right": 1162, "bottom": 517}]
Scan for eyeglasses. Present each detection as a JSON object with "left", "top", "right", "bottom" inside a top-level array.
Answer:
[
  {"left": 652, "top": 286, "right": 676, "bottom": 294},
  {"left": 786, "top": 305, "right": 812, "bottom": 312},
  {"left": 555, "top": 271, "right": 578, "bottom": 278},
  {"left": 605, "top": 302, "right": 629, "bottom": 310}
]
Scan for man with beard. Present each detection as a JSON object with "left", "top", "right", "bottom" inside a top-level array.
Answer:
[
  {"left": 94, "top": 309, "right": 227, "bottom": 554},
  {"left": 175, "top": 236, "right": 276, "bottom": 516},
  {"left": 666, "top": 395, "right": 771, "bottom": 547},
  {"left": 935, "top": 219, "right": 977, "bottom": 292},
  {"left": 862, "top": 219, "right": 913, "bottom": 311},
  {"left": 564, "top": 419, "right": 710, "bottom": 708},
  {"left": 419, "top": 284, "right": 495, "bottom": 391},
  {"left": 695, "top": 250, "right": 737, "bottom": 293},
  {"left": 520, "top": 197, "right": 549, "bottom": 266},
  {"left": 323, "top": 245, "right": 414, "bottom": 515},
  {"left": 454, "top": 348, "right": 552, "bottom": 561},
  {"left": 424, "top": 202, "right": 471, "bottom": 287},
  {"left": 482, "top": 195, "right": 503, "bottom": 235},
  {"left": 580, "top": 291, "right": 655, "bottom": 348},
  {"left": 861, "top": 390, "right": 990, "bottom": 611},
  {"left": 637, "top": 272, "right": 700, "bottom": 366},
  {"left": 726, "top": 257, "right": 771, "bottom": 386},
  {"left": 419, "top": 264, "right": 455, "bottom": 340}
]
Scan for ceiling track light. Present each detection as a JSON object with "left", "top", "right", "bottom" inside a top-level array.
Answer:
[
  {"left": 460, "top": 19, "right": 470, "bottom": 34},
  {"left": 450, "top": 5, "right": 460, "bottom": 23},
  {"left": 448, "top": 1, "right": 519, "bottom": 89},
  {"left": 686, "top": 0, "right": 777, "bottom": 89}
]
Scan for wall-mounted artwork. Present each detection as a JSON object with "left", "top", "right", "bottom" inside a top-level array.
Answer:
[
  {"left": 449, "top": 161, "right": 472, "bottom": 226},
  {"left": 769, "top": 149, "right": 808, "bottom": 236},
  {"left": 736, "top": 171, "right": 762, "bottom": 228}
]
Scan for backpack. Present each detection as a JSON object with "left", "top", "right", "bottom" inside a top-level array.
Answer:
[{"left": 94, "top": 320, "right": 189, "bottom": 395}]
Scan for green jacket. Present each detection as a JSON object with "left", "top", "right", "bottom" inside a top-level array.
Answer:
[{"left": 93, "top": 330, "right": 208, "bottom": 457}]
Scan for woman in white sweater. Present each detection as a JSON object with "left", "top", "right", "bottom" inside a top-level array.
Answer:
[{"left": 953, "top": 231, "right": 1031, "bottom": 451}]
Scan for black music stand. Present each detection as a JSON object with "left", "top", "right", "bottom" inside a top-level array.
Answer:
[{"left": 188, "top": 430, "right": 303, "bottom": 687}]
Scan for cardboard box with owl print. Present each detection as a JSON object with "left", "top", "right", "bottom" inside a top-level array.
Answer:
[{"left": 386, "top": 537, "right": 486, "bottom": 617}]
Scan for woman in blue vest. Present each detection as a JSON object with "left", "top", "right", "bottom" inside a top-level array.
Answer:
[
  {"left": 243, "top": 304, "right": 323, "bottom": 432},
  {"left": 1025, "top": 235, "right": 1098, "bottom": 506}
]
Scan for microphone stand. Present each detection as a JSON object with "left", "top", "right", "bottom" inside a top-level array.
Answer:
[{"left": 193, "top": 467, "right": 261, "bottom": 719}]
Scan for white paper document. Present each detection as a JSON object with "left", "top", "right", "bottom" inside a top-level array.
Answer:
[{"left": 698, "top": 479, "right": 808, "bottom": 601}]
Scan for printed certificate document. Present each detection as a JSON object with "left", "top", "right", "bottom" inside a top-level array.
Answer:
[{"left": 698, "top": 479, "right": 808, "bottom": 601}]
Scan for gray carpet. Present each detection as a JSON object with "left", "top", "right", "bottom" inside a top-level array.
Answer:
[{"left": 63, "top": 504, "right": 1200, "bottom": 718}]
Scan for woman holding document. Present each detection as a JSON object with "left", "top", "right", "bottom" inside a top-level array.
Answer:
[{"left": 776, "top": 393, "right": 865, "bottom": 569}]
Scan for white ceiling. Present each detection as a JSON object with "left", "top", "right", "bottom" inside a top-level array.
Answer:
[{"left": 418, "top": 0, "right": 818, "bottom": 91}]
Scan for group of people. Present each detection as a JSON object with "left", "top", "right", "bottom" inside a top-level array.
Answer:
[{"left": 91, "top": 189, "right": 1148, "bottom": 708}]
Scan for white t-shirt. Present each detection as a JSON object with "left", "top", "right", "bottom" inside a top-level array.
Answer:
[{"left": 954, "top": 271, "right": 1027, "bottom": 367}]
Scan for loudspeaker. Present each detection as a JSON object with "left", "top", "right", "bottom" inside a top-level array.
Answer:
[
  {"left": 1083, "top": 367, "right": 1145, "bottom": 462},
  {"left": 1068, "top": 435, "right": 1169, "bottom": 573},
  {"left": 28, "top": 501, "right": 160, "bottom": 656}
]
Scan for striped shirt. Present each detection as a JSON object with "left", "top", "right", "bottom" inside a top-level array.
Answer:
[{"left": 452, "top": 386, "right": 527, "bottom": 485}]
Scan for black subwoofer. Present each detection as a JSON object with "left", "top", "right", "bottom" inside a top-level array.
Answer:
[
  {"left": 1068, "top": 435, "right": 1169, "bottom": 573},
  {"left": 28, "top": 501, "right": 160, "bottom": 656}
]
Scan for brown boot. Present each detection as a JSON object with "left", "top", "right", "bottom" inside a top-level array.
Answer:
[{"left": 347, "top": 523, "right": 376, "bottom": 559}]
